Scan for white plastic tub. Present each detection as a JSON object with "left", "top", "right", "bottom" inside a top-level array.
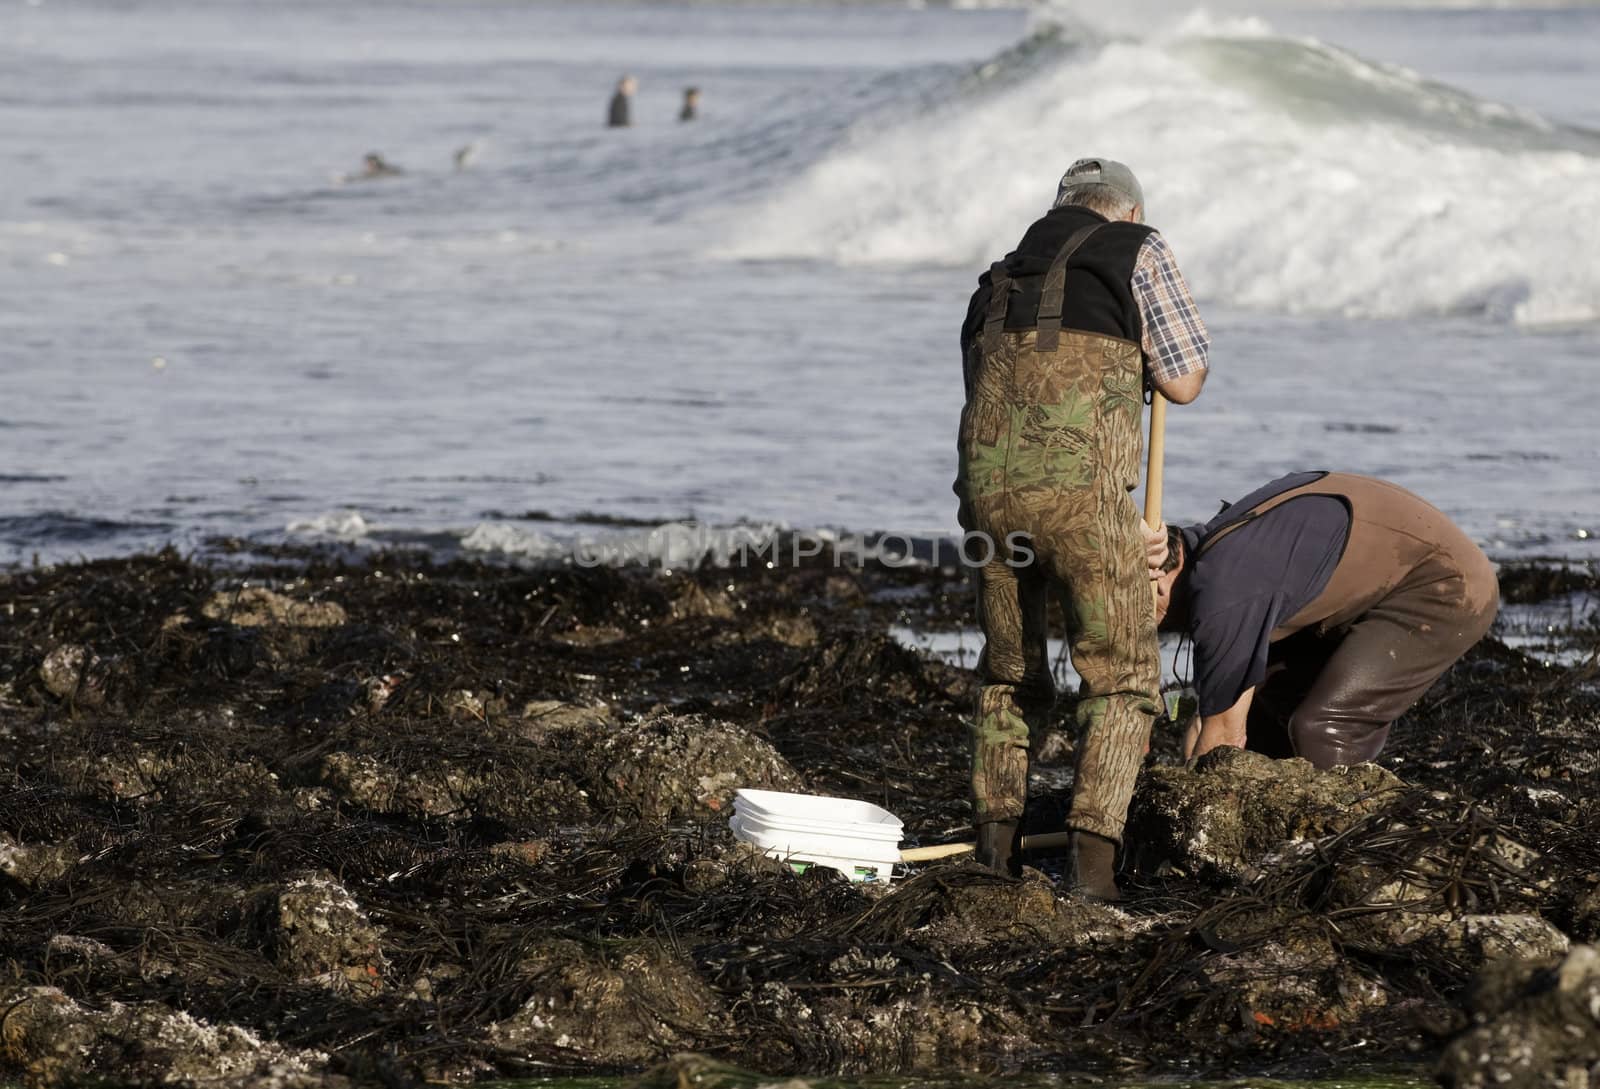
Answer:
[{"left": 729, "top": 788, "right": 904, "bottom": 882}]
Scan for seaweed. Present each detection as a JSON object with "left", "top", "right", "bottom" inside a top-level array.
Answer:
[{"left": 0, "top": 551, "right": 1597, "bottom": 1086}]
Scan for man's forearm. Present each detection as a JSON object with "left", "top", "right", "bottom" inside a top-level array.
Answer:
[
  {"left": 1190, "top": 687, "right": 1254, "bottom": 760},
  {"left": 1153, "top": 368, "right": 1205, "bottom": 405}
]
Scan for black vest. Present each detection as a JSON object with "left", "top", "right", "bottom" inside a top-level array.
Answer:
[{"left": 960, "top": 206, "right": 1154, "bottom": 372}]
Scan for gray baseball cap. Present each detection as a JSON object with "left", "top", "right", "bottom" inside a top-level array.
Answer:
[{"left": 1056, "top": 157, "right": 1144, "bottom": 212}]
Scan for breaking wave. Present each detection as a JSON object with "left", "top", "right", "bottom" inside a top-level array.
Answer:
[{"left": 727, "top": 10, "right": 1600, "bottom": 326}]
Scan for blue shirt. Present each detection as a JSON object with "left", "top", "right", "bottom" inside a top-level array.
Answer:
[{"left": 1186, "top": 473, "right": 1350, "bottom": 716}]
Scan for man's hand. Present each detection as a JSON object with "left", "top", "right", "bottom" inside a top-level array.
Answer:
[
  {"left": 1141, "top": 519, "right": 1168, "bottom": 580},
  {"left": 1180, "top": 715, "right": 1202, "bottom": 761},
  {"left": 1185, "top": 687, "right": 1254, "bottom": 762}
]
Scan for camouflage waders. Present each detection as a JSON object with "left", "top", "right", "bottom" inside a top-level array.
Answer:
[{"left": 955, "top": 225, "right": 1162, "bottom": 845}]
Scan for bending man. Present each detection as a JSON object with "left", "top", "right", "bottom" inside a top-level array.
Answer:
[
  {"left": 1152, "top": 472, "right": 1499, "bottom": 766},
  {"left": 954, "top": 158, "right": 1210, "bottom": 898}
]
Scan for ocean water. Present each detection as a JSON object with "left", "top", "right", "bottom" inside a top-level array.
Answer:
[{"left": 3, "top": 0, "right": 1598, "bottom": 568}]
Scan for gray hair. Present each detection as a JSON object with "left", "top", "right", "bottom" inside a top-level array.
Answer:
[{"left": 1053, "top": 182, "right": 1140, "bottom": 221}]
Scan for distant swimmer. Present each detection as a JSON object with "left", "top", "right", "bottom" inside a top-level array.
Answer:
[
  {"left": 608, "top": 75, "right": 636, "bottom": 128},
  {"left": 336, "top": 152, "right": 404, "bottom": 185},
  {"left": 454, "top": 142, "right": 479, "bottom": 171},
  {"left": 360, "top": 152, "right": 403, "bottom": 179},
  {"left": 679, "top": 86, "right": 700, "bottom": 122}
]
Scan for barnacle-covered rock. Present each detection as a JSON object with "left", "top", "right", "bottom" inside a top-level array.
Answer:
[{"left": 590, "top": 713, "right": 802, "bottom": 820}]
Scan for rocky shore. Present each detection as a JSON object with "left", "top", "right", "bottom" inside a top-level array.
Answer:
[{"left": 1, "top": 547, "right": 1597, "bottom": 1088}]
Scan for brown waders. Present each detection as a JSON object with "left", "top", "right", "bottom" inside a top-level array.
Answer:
[
  {"left": 1212, "top": 474, "right": 1500, "bottom": 767},
  {"left": 955, "top": 226, "right": 1162, "bottom": 884}
]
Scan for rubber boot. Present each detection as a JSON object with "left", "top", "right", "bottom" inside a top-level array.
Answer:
[
  {"left": 974, "top": 819, "right": 1020, "bottom": 877},
  {"left": 1067, "top": 830, "right": 1120, "bottom": 901}
]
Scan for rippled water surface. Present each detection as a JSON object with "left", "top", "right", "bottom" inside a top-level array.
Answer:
[{"left": 4, "top": 0, "right": 1598, "bottom": 566}]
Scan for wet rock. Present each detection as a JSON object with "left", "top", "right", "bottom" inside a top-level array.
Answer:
[
  {"left": 744, "top": 978, "right": 990, "bottom": 1073},
  {"left": 72, "top": 879, "right": 246, "bottom": 942},
  {"left": 319, "top": 751, "right": 469, "bottom": 819},
  {"left": 489, "top": 940, "right": 723, "bottom": 1065},
  {"left": 318, "top": 751, "right": 400, "bottom": 812},
  {"left": 724, "top": 612, "right": 819, "bottom": 649},
  {"left": 0, "top": 833, "right": 75, "bottom": 888},
  {"left": 0, "top": 984, "right": 332, "bottom": 1086},
  {"left": 38, "top": 644, "right": 113, "bottom": 707},
  {"left": 41, "top": 932, "right": 184, "bottom": 988},
  {"left": 172, "top": 755, "right": 283, "bottom": 808},
  {"left": 671, "top": 582, "right": 736, "bottom": 621},
  {"left": 318, "top": 748, "right": 586, "bottom": 829},
  {"left": 1438, "top": 944, "right": 1600, "bottom": 1089},
  {"left": 778, "top": 632, "right": 936, "bottom": 705},
  {"left": 1126, "top": 747, "right": 1405, "bottom": 883},
  {"left": 1356, "top": 911, "right": 1570, "bottom": 970},
  {"left": 290, "top": 786, "right": 335, "bottom": 812},
  {"left": 0, "top": 985, "right": 105, "bottom": 1085},
  {"left": 1178, "top": 916, "right": 1389, "bottom": 1039},
  {"left": 57, "top": 746, "right": 172, "bottom": 803},
  {"left": 766, "top": 614, "right": 818, "bottom": 647},
  {"left": 361, "top": 671, "right": 405, "bottom": 712},
  {"left": 489, "top": 839, "right": 550, "bottom": 866},
  {"left": 201, "top": 587, "right": 347, "bottom": 628},
  {"left": 143, "top": 1011, "right": 339, "bottom": 1086},
  {"left": 393, "top": 764, "right": 474, "bottom": 819},
  {"left": 1454, "top": 914, "right": 1570, "bottom": 963},
  {"left": 519, "top": 698, "right": 616, "bottom": 739},
  {"left": 38, "top": 644, "right": 87, "bottom": 700},
  {"left": 1574, "top": 886, "right": 1600, "bottom": 942},
  {"left": 271, "top": 873, "right": 387, "bottom": 996},
  {"left": 917, "top": 868, "right": 1138, "bottom": 952},
  {"left": 472, "top": 767, "right": 593, "bottom": 829},
  {"left": 44, "top": 933, "right": 119, "bottom": 962},
  {"left": 592, "top": 713, "right": 802, "bottom": 820},
  {"left": 682, "top": 858, "right": 729, "bottom": 894},
  {"left": 444, "top": 688, "right": 491, "bottom": 721},
  {"left": 552, "top": 623, "right": 628, "bottom": 647}
]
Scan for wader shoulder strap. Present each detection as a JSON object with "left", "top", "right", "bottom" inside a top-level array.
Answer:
[
  {"left": 980, "top": 261, "right": 1012, "bottom": 355},
  {"left": 1196, "top": 513, "right": 1259, "bottom": 559},
  {"left": 1035, "top": 222, "right": 1104, "bottom": 353},
  {"left": 1196, "top": 473, "right": 1340, "bottom": 559}
]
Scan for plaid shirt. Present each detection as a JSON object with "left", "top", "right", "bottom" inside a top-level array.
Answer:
[{"left": 1132, "top": 233, "right": 1209, "bottom": 384}]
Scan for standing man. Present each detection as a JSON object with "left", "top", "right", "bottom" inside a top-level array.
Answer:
[
  {"left": 955, "top": 158, "right": 1211, "bottom": 899},
  {"left": 1152, "top": 472, "right": 1498, "bottom": 766},
  {"left": 608, "top": 76, "right": 637, "bottom": 128}
]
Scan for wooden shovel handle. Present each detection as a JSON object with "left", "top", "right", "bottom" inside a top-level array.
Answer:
[
  {"left": 899, "top": 830, "right": 1074, "bottom": 863},
  {"left": 1145, "top": 393, "right": 1167, "bottom": 605},
  {"left": 1145, "top": 392, "right": 1167, "bottom": 529}
]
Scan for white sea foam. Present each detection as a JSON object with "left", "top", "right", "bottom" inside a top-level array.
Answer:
[
  {"left": 462, "top": 521, "right": 784, "bottom": 570},
  {"left": 725, "top": 11, "right": 1600, "bottom": 326},
  {"left": 286, "top": 512, "right": 371, "bottom": 541},
  {"left": 459, "top": 523, "right": 568, "bottom": 562}
]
